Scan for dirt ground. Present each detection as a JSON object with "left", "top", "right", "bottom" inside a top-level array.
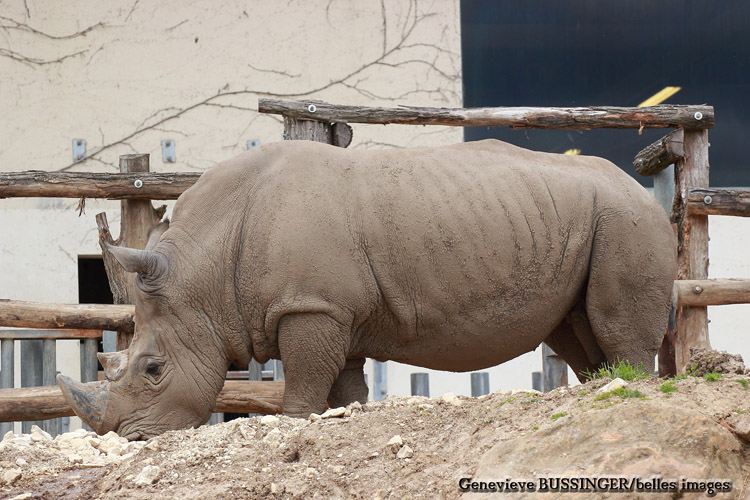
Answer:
[{"left": 1, "top": 354, "right": 749, "bottom": 500}]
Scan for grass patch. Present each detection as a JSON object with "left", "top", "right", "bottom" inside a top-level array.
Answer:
[
  {"left": 704, "top": 372, "right": 722, "bottom": 382},
  {"left": 550, "top": 412, "right": 567, "bottom": 422},
  {"left": 584, "top": 360, "right": 650, "bottom": 382},
  {"left": 659, "top": 381, "right": 678, "bottom": 394},
  {"left": 595, "top": 388, "right": 646, "bottom": 401},
  {"left": 497, "top": 397, "right": 516, "bottom": 407},
  {"left": 736, "top": 378, "right": 748, "bottom": 390},
  {"left": 523, "top": 397, "right": 541, "bottom": 407},
  {"left": 532, "top": 425, "right": 539, "bottom": 431}
]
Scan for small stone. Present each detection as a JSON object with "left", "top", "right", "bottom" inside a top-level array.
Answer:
[
  {"left": 344, "top": 408, "right": 352, "bottom": 417},
  {"left": 102, "top": 431, "right": 120, "bottom": 442},
  {"left": 85, "top": 436, "right": 101, "bottom": 448},
  {"left": 67, "top": 454, "right": 84, "bottom": 464},
  {"left": 2, "top": 468, "right": 22, "bottom": 485},
  {"left": 2, "top": 430, "right": 14, "bottom": 442},
  {"left": 332, "top": 465, "right": 345, "bottom": 473},
  {"left": 598, "top": 378, "right": 627, "bottom": 393},
  {"left": 441, "top": 392, "right": 462, "bottom": 406},
  {"left": 9, "top": 493, "right": 32, "bottom": 500},
  {"left": 270, "top": 482, "right": 279, "bottom": 493},
  {"left": 29, "top": 425, "right": 52, "bottom": 442},
  {"left": 321, "top": 407, "right": 347, "bottom": 419},
  {"left": 309, "top": 413, "right": 322, "bottom": 422},
  {"left": 303, "top": 467, "right": 317, "bottom": 477},
  {"left": 396, "top": 445, "right": 414, "bottom": 459},
  {"left": 15, "top": 458, "right": 27, "bottom": 467},
  {"left": 145, "top": 440, "right": 161, "bottom": 451},
  {"left": 260, "top": 415, "right": 280, "bottom": 426},
  {"left": 373, "top": 489, "right": 389, "bottom": 500},
  {"left": 133, "top": 465, "right": 161, "bottom": 486},
  {"left": 70, "top": 437, "right": 90, "bottom": 450},
  {"left": 262, "top": 428, "right": 282, "bottom": 446},
  {"left": 348, "top": 401, "right": 362, "bottom": 411},
  {"left": 386, "top": 434, "right": 403, "bottom": 452},
  {"left": 261, "top": 467, "right": 271, "bottom": 473},
  {"left": 10, "top": 436, "right": 31, "bottom": 447}
]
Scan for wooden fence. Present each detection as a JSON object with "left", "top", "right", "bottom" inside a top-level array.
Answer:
[{"left": 1, "top": 99, "right": 748, "bottom": 428}]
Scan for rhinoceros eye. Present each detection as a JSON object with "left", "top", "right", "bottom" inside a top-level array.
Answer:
[{"left": 145, "top": 361, "right": 163, "bottom": 377}]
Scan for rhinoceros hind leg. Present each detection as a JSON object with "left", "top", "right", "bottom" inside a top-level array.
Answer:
[
  {"left": 584, "top": 214, "right": 675, "bottom": 374},
  {"left": 543, "top": 319, "right": 603, "bottom": 383},
  {"left": 327, "top": 358, "right": 368, "bottom": 408},
  {"left": 277, "top": 312, "right": 350, "bottom": 418}
]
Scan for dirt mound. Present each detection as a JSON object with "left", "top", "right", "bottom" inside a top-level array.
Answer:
[
  {"left": 1, "top": 374, "right": 749, "bottom": 499},
  {"left": 689, "top": 348, "right": 747, "bottom": 376}
]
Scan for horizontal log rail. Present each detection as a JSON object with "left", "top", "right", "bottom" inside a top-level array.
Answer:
[
  {"left": 259, "top": 99, "right": 714, "bottom": 130},
  {"left": 0, "top": 328, "right": 103, "bottom": 340},
  {"left": 0, "top": 300, "right": 134, "bottom": 333},
  {"left": 0, "top": 171, "right": 201, "bottom": 200},
  {"left": 633, "top": 128, "right": 684, "bottom": 176},
  {"left": 686, "top": 188, "right": 750, "bottom": 217},
  {"left": 0, "top": 380, "right": 284, "bottom": 422},
  {"left": 674, "top": 279, "right": 750, "bottom": 307}
]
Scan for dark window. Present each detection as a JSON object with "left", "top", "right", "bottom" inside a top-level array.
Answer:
[{"left": 461, "top": 0, "right": 750, "bottom": 186}]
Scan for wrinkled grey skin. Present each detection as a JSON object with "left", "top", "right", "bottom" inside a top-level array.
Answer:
[{"left": 58, "top": 139, "right": 676, "bottom": 439}]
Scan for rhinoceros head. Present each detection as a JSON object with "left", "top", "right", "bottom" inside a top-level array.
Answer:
[{"left": 57, "top": 221, "right": 227, "bottom": 440}]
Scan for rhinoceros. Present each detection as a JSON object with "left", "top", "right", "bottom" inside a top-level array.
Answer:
[{"left": 58, "top": 139, "right": 676, "bottom": 439}]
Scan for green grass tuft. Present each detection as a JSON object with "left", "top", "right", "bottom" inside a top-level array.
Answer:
[
  {"left": 659, "top": 381, "right": 678, "bottom": 394},
  {"left": 550, "top": 412, "right": 568, "bottom": 422},
  {"left": 584, "top": 360, "right": 650, "bottom": 382},
  {"left": 497, "top": 397, "right": 516, "bottom": 407},
  {"left": 704, "top": 372, "right": 723, "bottom": 382},
  {"left": 736, "top": 378, "right": 748, "bottom": 390},
  {"left": 595, "top": 388, "right": 646, "bottom": 401}
]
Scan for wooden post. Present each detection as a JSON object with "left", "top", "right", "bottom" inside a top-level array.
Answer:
[
  {"left": 653, "top": 164, "right": 678, "bottom": 377},
  {"left": 21, "top": 340, "right": 43, "bottom": 433},
  {"left": 542, "top": 343, "right": 568, "bottom": 392},
  {"left": 410, "top": 373, "right": 430, "bottom": 397},
  {"left": 98, "top": 154, "right": 166, "bottom": 350},
  {"left": 373, "top": 360, "right": 387, "bottom": 401},
  {"left": 470, "top": 372, "right": 490, "bottom": 397},
  {"left": 0, "top": 339, "right": 14, "bottom": 435},
  {"left": 41, "top": 339, "right": 60, "bottom": 436},
  {"left": 673, "top": 129, "right": 711, "bottom": 371},
  {"left": 283, "top": 116, "right": 333, "bottom": 143}
]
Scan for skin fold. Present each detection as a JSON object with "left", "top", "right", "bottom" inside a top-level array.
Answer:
[{"left": 58, "top": 139, "right": 677, "bottom": 439}]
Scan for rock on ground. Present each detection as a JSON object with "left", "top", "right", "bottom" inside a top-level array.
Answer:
[{"left": 689, "top": 348, "right": 746, "bottom": 375}]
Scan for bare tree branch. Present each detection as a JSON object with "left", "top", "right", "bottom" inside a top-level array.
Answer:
[
  {"left": 54, "top": 0, "right": 460, "bottom": 170},
  {"left": 0, "top": 16, "right": 105, "bottom": 40}
]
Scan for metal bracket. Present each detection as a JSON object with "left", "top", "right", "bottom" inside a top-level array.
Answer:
[
  {"left": 72, "top": 139, "right": 86, "bottom": 163},
  {"left": 247, "top": 139, "right": 260, "bottom": 150},
  {"left": 161, "top": 139, "right": 176, "bottom": 163}
]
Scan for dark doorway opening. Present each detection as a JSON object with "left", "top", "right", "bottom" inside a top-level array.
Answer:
[{"left": 78, "top": 257, "right": 114, "bottom": 305}]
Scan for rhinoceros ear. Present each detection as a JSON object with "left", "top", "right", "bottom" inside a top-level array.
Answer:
[{"left": 145, "top": 219, "right": 169, "bottom": 251}]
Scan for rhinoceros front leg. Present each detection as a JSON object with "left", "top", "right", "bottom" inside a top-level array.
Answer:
[
  {"left": 277, "top": 312, "right": 350, "bottom": 418},
  {"left": 327, "top": 358, "right": 368, "bottom": 408}
]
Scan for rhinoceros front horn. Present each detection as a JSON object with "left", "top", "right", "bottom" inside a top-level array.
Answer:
[{"left": 57, "top": 374, "right": 111, "bottom": 434}]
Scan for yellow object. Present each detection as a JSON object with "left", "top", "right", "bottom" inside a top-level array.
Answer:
[
  {"left": 638, "top": 86, "right": 682, "bottom": 107},
  {"left": 563, "top": 149, "right": 581, "bottom": 155}
]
